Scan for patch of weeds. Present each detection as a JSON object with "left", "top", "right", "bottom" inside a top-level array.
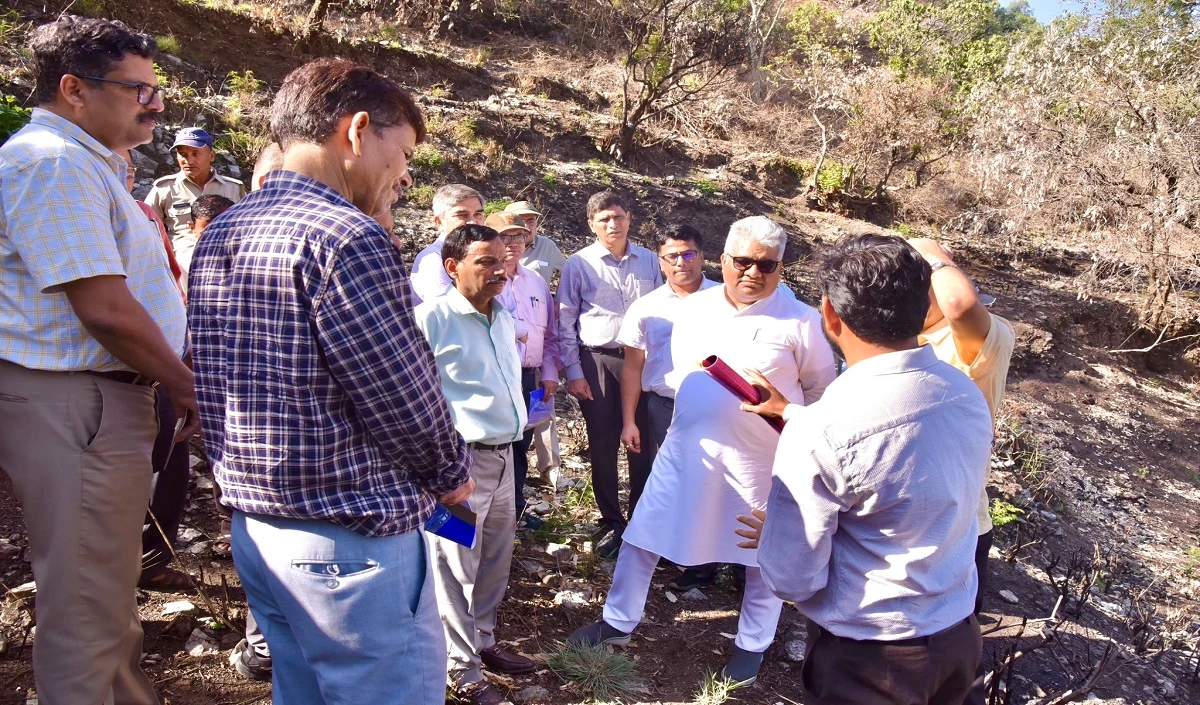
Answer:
[
  {"left": 155, "top": 35, "right": 181, "bottom": 55},
  {"left": 531, "top": 512, "right": 573, "bottom": 543},
  {"left": 586, "top": 158, "right": 612, "bottom": 184},
  {"left": 484, "top": 199, "right": 512, "bottom": 215},
  {"left": 693, "top": 669, "right": 741, "bottom": 705},
  {"left": 997, "top": 419, "right": 1053, "bottom": 502},
  {"left": 1184, "top": 547, "right": 1200, "bottom": 577},
  {"left": 547, "top": 642, "right": 643, "bottom": 703},
  {"left": 1135, "top": 466, "right": 1149, "bottom": 479},
  {"left": 429, "top": 85, "right": 451, "bottom": 99},
  {"left": 225, "top": 70, "right": 266, "bottom": 96},
  {"left": 216, "top": 130, "right": 270, "bottom": 172},
  {"left": 406, "top": 184, "right": 435, "bottom": 209},
  {"left": 989, "top": 500, "right": 1024, "bottom": 529},
  {"left": 764, "top": 154, "right": 810, "bottom": 180},
  {"left": 542, "top": 169, "right": 559, "bottom": 187},
  {"left": 410, "top": 144, "right": 445, "bottom": 172},
  {"left": 817, "top": 161, "right": 852, "bottom": 193},
  {"left": 0, "top": 94, "right": 32, "bottom": 144},
  {"left": 468, "top": 47, "right": 491, "bottom": 68},
  {"left": 692, "top": 174, "right": 720, "bottom": 196},
  {"left": 896, "top": 223, "right": 915, "bottom": 237},
  {"left": 75, "top": 0, "right": 110, "bottom": 18},
  {"left": 450, "top": 117, "right": 477, "bottom": 147}
]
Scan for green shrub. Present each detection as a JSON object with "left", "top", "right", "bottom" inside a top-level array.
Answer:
[
  {"left": 410, "top": 144, "right": 445, "bottom": 172},
  {"left": 542, "top": 169, "right": 559, "bottom": 187},
  {"left": 896, "top": 223, "right": 915, "bottom": 236},
  {"left": 547, "top": 642, "right": 643, "bottom": 702},
  {"left": 989, "top": 500, "right": 1024, "bottom": 529},
  {"left": 692, "top": 175, "right": 720, "bottom": 196},
  {"left": 406, "top": 184, "right": 435, "bottom": 209},
  {"left": 0, "top": 94, "right": 32, "bottom": 144},
  {"left": 155, "top": 35, "right": 181, "bottom": 55},
  {"left": 484, "top": 199, "right": 512, "bottom": 215},
  {"left": 586, "top": 158, "right": 612, "bottom": 184},
  {"left": 817, "top": 161, "right": 852, "bottom": 193}
]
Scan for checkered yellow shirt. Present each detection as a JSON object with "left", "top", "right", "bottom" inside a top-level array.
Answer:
[{"left": 0, "top": 109, "right": 186, "bottom": 371}]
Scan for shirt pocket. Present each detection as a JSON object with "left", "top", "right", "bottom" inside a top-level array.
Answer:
[{"left": 634, "top": 278, "right": 657, "bottom": 297}]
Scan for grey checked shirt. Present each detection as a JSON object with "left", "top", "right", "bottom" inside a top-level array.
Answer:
[
  {"left": 759, "top": 345, "right": 993, "bottom": 640},
  {"left": 556, "top": 240, "right": 661, "bottom": 380}
]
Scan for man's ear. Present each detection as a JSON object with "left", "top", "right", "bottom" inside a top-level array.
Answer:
[
  {"left": 58, "top": 75, "right": 87, "bottom": 110},
  {"left": 444, "top": 257, "right": 459, "bottom": 282},
  {"left": 820, "top": 296, "right": 842, "bottom": 337},
  {"left": 345, "top": 111, "right": 371, "bottom": 158}
]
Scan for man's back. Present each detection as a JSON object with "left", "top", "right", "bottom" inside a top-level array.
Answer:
[
  {"left": 189, "top": 171, "right": 468, "bottom": 537},
  {"left": 760, "top": 346, "right": 992, "bottom": 640}
]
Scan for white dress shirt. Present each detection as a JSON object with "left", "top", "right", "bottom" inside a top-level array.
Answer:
[
  {"left": 409, "top": 236, "right": 452, "bottom": 304},
  {"left": 616, "top": 277, "right": 719, "bottom": 398}
]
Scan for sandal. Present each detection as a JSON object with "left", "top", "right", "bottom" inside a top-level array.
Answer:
[
  {"left": 213, "top": 534, "right": 233, "bottom": 558},
  {"left": 138, "top": 565, "right": 194, "bottom": 591}
]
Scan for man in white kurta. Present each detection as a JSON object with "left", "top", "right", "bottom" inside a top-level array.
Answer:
[{"left": 567, "top": 217, "right": 837, "bottom": 685}]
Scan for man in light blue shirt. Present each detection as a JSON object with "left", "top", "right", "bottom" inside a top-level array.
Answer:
[
  {"left": 415, "top": 224, "right": 532, "bottom": 705},
  {"left": 740, "top": 234, "right": 992, "bottom": 704}
]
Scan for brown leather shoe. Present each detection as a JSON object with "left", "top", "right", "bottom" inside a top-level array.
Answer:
[
  {"left": 480, "top": 646, "right": 536, "bottom": 674},
  {"left": 457, "top": 682, "right": 512, "bottom": 705}
]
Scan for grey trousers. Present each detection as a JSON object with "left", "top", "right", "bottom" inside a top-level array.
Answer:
[
  {"left": 0, "top": 361, "right": 159, "bottom": 705},
  {"left": 429, "top": 445, "right": 517, "bottom": 686}
]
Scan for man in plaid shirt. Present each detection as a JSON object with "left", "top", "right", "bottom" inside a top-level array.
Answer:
[{"left": 188, "top": 58, "right": 473, "bottom": 704}]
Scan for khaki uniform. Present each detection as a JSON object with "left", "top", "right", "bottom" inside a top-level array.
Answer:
[{"left": 144, "top": 170, "right": 244, "bottom": 274}]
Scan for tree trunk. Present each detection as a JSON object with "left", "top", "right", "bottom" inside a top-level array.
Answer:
[{"left": 301, "top": 0, "right": 330, "bottom": 46}]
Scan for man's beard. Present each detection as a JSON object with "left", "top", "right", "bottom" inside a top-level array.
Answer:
[{"left": 822, "top": 322, "right": 844, "bottom": 362}]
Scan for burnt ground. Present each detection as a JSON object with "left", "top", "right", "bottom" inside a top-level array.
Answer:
[{"left": 2, "top": 1, "right": 1200, "bottom": 703}]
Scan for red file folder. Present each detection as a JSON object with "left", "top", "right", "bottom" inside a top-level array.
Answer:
[{"left": 701, "top": 355, "right": 785, "bottom": 434}]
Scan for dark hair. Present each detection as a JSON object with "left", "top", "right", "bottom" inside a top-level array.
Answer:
[
  {"left": 191, "top": 194, "right": 235, "bottom": 223},
  {"left": 270, "top": 58, "right": 425, "bottom": 149},
  {"left": 30, "top": 16, "right": 157, "bottom": 105},
  {"left": 816, "top": 234, "right": 932, "bottom": 345},
  {"left": 654, "top": 223, "right": 703, "bottom": 252},
  {"left": 586, "top": 191, "right": 628, "bottom": 221},
  {"left": 443, "top": 224, "right": 500, "bottom": 263}
]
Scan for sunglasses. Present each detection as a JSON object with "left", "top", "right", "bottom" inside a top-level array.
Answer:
[
  {"left": 659, "top": 250, "right": 699, "bottom": 264},
  {"left": 78, "top": 75, "right": 164, "bottom": 106},
  {"left": 725, "top": 255, "right": 781, "bottom": 274}
]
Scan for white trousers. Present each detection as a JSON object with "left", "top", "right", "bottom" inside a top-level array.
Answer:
[{"left": 601, "top": 542, "right": 783, "bottom": 653}]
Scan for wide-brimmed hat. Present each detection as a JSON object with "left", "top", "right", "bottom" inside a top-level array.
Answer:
[
  {"left": 504, "top": 200, "right": 541, "bottom": 217},
  {"left": 485, "top": 211, "right": 530, "bottom": 234}
]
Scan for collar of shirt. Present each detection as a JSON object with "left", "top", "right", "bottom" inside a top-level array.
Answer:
[
  {"left": 27, "top": 108, "right": 125, "bottom": 179},
  {"left": 837, "top": 345, "right": 939, "bottom": 384},
  {"left": 582, "top": 239, "right": 644, "bottom": 265},
  {"left": 260, "top": 170, "right": 358, "bottom": 210},
  {"left": 715, "top": 285, "right": 783, "bottom": 316},
  {"left": 444, "top": 282, "right": 498, "bottom": 321}
]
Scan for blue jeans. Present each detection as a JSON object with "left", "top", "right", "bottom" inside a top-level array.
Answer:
[{"left": 231, "top": 512, "right": 446, "bottom": 704}]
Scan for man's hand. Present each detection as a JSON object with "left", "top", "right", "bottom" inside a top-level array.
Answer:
[
  {"left": 169, "top": 386, "right": 201, "bottom": 442},
  {"left": 739, "top": 368, "right": 789, "bottom": 419},
  {"left": 439, "top": 476, "right": 476, "bottom": 506},
  {"left": 621, "top": 422, "right": 641, "bottom": 454},
  {"left": 567, "top": 378, "right": 593, "bottom": 401},
  {"left": 541, "top": 379, "right": 559, "bottom": 397},
  {"left": 735, "top": 508, "right": 767, "bottom": 549},
  {"left": 906, "top": 237, "right": 955, "bottom": 266}
]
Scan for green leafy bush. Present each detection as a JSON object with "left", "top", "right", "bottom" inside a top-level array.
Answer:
[
  {"left": 989, "top": 500, "right": 1024, "bottom": 529},
  {"left": 484, "top": 199, "right": 512, "bottom": 215},
  {"left": 405, "top": 185, "right": 435, "bottom": 209},
  {"left": 0, "top": 94, "right": 32, "bottom": 144},
  {"left": 410, "top": 144, "right": 445, "bottom": 172}
]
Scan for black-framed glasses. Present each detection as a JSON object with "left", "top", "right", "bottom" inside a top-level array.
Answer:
[
  {"left": 725, "top": 254, "right": 781, "bottom": 274},
  {"left": 500, "top": 233, "right": 528, "bottom": 245},
  {"left": 659, "top": 250, "right": 699, "bottom": 264},
  {"left": 77, "top": 75, "right": 163, "bottom": 105}
]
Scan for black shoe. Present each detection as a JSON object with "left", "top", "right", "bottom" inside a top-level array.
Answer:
[
  {"left": 720, "top": 645, "right": 764, "bottom": 686},
  {"left": 730, "top": 564, "right": 746, "bottom": 593},
  {"left": 566, "top": 620, "right": 632, "bottom": 647},
  {"left": 230, "top": 638, "right": 272, "bottom": 681},
  {"left": 670, "top": 564, "right": 719, "bottom": 591},
  {"left": 519, "top": 514, "right": 546, "bottom": 531},
  {"left": 596, "top": 525, "right": 623, "bottom": 559}
]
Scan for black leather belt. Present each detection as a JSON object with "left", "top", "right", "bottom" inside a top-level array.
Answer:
[
  {"left": 84, "top": 370, "right": 155, "bottom": 386},
  {"left": 581, "top": 345, "right": 623, "bottom": 357},
  {"left": 469, "top": 441, "right": 512, "bottom": 452}
]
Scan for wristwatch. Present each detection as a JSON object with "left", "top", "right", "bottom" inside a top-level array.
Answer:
[{"left": 929, "top": 260, "right": 957, "bottom": 273}]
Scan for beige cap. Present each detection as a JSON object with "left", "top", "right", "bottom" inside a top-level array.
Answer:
[
  {"left": 485, "top": 211, "right": 530, "bottom": 234},
  {"left": 504, "top": 200, "right": 541, "bottom": 217}
]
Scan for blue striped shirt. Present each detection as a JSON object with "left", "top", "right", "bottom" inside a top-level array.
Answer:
[{"left": 188, "top": 171, "right": 471, "bottom": 537}]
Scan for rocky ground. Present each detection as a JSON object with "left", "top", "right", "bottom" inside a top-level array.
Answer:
[{"left": 1, "top": 1, "right": 1199, "bottom": 703}]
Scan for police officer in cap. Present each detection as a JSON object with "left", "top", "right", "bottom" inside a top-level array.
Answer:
[{"left": 144, "top": 127, "right": 244, "bottom": 277}]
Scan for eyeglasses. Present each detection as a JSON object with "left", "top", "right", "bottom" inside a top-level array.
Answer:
[
  {"left": 725, "top": 255, "right": 781, "bottom": 274},
  {"left": 500, "top": 234, "right": 528, "bottom": 244},
  {"left": 77, "top": 75, "right": 163, "bottom": 105},
  {"left": 659, "top": 250, "right": 699, "bottom": 264}
]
